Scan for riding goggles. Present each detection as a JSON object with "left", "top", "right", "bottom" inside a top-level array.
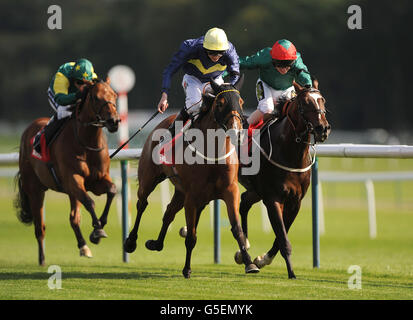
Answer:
[
  {"left": 272, "top": 59, "right": 295, "bottom": 68},
  {"left": 206, "top": 49, "right": 226, "bottom": 57}
]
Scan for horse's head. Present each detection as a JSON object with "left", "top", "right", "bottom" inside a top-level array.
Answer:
[
  {"left": 203, "top": 75, "right": 245, "bottom": 140},
  {"left": 292, "top": 80, "right": 331, "bottom": 143},
  {"left": 79, "top": 78, "right": 120, "bottom": 133}
]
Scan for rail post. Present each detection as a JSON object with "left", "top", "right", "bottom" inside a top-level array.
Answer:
[
  {"left": 121, "top": 160, "right": 129, "bottom": 263},
  {"left": 311, "top": 157, "right": 320, "bottom": 268},
  {"left": 213, "top": 199, "right": 220, "bottom": 264}
]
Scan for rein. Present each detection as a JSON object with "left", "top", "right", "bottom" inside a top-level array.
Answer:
[
  {"left": 181, "top": 88, "right": 242, "bottom": 162},
  {"left": 252, "top": 89, "right": 325, "bottom": 173},
  {"left": 251, "top": 119, "right": 316, "bottom": 173},
  {"left": 213, "top": 89, "right": 246, "bottom": 130}
]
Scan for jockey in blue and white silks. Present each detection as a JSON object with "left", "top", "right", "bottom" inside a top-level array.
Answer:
[{"left": 157, "top": 28, "right": 240, "bottom": 132}]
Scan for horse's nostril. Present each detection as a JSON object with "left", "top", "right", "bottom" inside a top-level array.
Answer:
[{"left": 315, "top": 125, "right": 323, "bottom": 134}]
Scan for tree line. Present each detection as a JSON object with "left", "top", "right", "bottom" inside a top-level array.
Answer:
[{"left": 0, "top": 0, "right": 411, "bottom": 135}]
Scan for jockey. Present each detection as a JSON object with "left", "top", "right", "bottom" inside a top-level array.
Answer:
[
  {"left": 240, "top": 39, "right": 312, "bottom": 126},
  {"left": 157, "top": 27, "right": 240, "bottom": 137},
  {"left": 34, "top": 58, "right": 98, "bottom": 153}
]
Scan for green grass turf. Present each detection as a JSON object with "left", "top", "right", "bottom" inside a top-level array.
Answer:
[
  {"left": 0, "top": 171, "right": 412, "bottom": 300},
  {"left": 1, "top": 136, "right": 412, "bottom": 299}
]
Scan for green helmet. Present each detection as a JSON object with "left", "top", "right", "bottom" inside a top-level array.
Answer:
[{"left": 71, "top": 58, "right": 95, "bottom": 81}]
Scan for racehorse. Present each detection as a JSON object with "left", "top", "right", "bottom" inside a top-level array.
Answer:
[
  {"left": 14, "top": 78, "right": 120, "bottom": 266},
  {"left": 235, "top": 80, "right": 331, "bottom": 279},
  {"left": 124, "top": 77, "right": 260, "bottom": 278}
]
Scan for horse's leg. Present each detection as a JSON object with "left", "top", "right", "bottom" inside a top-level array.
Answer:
[
  {"left": 88, "top": 177, "right": 116, "bottom": 239},
  {"left": 182, "top": 195, "right": 200, "bottom": 279},
  {"left": 31, "top": 191, "right": 46, "bottom": 266},
  {"left": 145, "top": 189, "right": 185, "bottom": 251},
  {"left": 261, "top": 198, "right": 296, "bottom": 279},
  {"left": 67, "top": 174, "right": 107, "bottom": 244},
  {"left": 234, "top": 190, "right": 261, "bottom": 264},
  {"left": 223, "top": 184, "right": 259, "bottom": 274},
  {"left": 254, "top": 199, "right": 301, "bottom": 269},
  {"left": 69, "top": 196, "right": 92, "bottom": 258},
  {"left": 18, "top": 165, "right": 46, "bottom": 265},
  {"left": 124, "top": 176, "right": 160, "bottom": 253}
]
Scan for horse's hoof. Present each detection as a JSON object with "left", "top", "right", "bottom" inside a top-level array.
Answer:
[
  {"left": 182, "top": 268, "right": 191, "bottom": 279},
  {"left": 89, "top": 228, "right": 108, "bottom": 244},
  {"left": 79, "top": 245, "right": 93, "bottom": 258},
  {"left": 179, "top": 226, "right": 187, "bottom": 238},
  {"left": 234, "top": 250, "right": 243, "bottom": 265},
  {"left": 145, "top": 240, "right": 163, "bottom": 251},
  {"left": 253, "top": 253, "right": 273, "bottom": 269},
  {"left": 289, "top": 273, "right": 297, "bottom": 280},
  {"left": 124, "top": 237, "right": 137, "bottom": 253},
  {"left": 245, "top": 263, "right": 260, "bottom": 274}
]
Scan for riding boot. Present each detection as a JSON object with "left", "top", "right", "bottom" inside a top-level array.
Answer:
[
  {"left": 43, "top": 115, "right": 68, "bottom": 147},
  {"left": 167, "top": 108, "right": 190, "bottom": 139}
]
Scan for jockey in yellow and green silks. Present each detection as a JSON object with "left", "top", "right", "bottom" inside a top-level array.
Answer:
[
  {"left": 34, "top": 58, "right": 98, "bottom": 152},
  {"left": 48, "top": 58, "right": 98, "bottom": 118}
]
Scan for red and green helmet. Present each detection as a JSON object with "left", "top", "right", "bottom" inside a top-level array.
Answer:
[{"left": 270, "top": 39, "right": 297, "bottom": 67}]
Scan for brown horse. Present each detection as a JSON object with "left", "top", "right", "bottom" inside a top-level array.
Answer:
[
  {"left": 235, "top": 81, "right": 331, "bottom": 278},
  {"left": 15, "top": 78, "right": 120, "bottom": 266},
  {"left": 124, "top": 77, "right": 260, "bottom": 278}
]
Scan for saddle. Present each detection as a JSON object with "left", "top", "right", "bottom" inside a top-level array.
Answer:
[
  {"left": 31, "top": 117, "right": 69, "bottom": 192},
  {"left": 159, "top": 119, "right": 191, "bottom": 166},
  {"left": 31, "top": 130, "right": 50, "bottom": 162}
]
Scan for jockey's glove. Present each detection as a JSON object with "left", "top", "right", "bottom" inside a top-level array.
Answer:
[
  {"left": 57, "top": 105, "right": 73, "bottom": 120},
  {"left": 75, "top": 87, "right": 89, "bottom": 101}
]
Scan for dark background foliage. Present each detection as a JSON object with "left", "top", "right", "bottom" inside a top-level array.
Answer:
[{"left": 0, "top": 0, "right": 411, "bottom": 135}]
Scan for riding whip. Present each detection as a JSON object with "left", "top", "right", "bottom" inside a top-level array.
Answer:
[{"left": 110, "top": 110, "right": 159, "bottom": 159}]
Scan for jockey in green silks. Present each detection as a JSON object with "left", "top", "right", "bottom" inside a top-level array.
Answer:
[
  {"left": 239, "top": 39, "right": 313, "bottom": 126},
  {"left": 34, "top": 58, "right": 98, "bottom": 153}
]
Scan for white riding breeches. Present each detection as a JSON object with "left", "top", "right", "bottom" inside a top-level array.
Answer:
[
  {"left": 47, "top": 88, "right": 73, "bottom": 120},
  {"left": 182, "top": 74, "right": 224, "bottom": 116},
  {"left": 255, "top": 79, "right": 296, "bottom": 114}
]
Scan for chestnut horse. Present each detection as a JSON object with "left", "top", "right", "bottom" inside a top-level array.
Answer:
[
  {"left": 124, "top": 78, "right": 260, "bottom": 278},
  {"left": 15, "top": 78, "right": 120, "bottom": 265},
  {"left": 235, "top": 81, "right": 331, "bottom": 278}
]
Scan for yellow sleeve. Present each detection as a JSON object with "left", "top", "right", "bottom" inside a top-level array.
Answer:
[{"left": 53, "top": 72, "right": 70, "bottom": 95}]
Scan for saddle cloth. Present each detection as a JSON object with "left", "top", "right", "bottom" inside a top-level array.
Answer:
[
  {"left": 158, "top": 120, "right": 192, "bottom": 166},
  {"left": 31, "top": 130, "right": 50, "bottom": 162}
]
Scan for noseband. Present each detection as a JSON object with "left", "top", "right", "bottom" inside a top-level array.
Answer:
[
  {"left": 76, "top": 85, "right": 118, "bottom": 127},
  {"left": 285, "top": 89, "right": 326, "bottom": 144},
  {"left": 74, "top": 84, "right": 118, "bottom": 151}
]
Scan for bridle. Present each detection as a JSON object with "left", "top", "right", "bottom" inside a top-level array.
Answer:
[
  {"left": 73, "top": 82, "right": 118, "bottom": 151},
  {"left": 181, "top": 88, "right": 245, "bottom": 162},
  {"left": 212, "top": 89, "right": 246, "bottom": 131},
  {"left": 251, "top": 88, "right": 326, "bottom": 172},
  {"left": 284, "top": 88, "right": 326, "bottom": 145},
  {"left": 76, "top": 85, "right": 118, "bottom": 128}
]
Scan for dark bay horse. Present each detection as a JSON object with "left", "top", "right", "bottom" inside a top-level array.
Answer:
[
  {"left": 15, "top": 78, "right": 120, "bottom": 265},
  {"left": 124, "top": 78, "right": 260, "bottom": 278},
  {"left": 235, "top": 81, "right": 331, "bottom": 279}
]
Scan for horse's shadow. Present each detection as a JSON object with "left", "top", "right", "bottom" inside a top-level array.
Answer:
[{"left": 0, "top": 270, "right": 179, "bottom": 281}]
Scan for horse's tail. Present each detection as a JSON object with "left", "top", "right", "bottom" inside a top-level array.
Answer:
[{"left": 14, "top": 171, "right": 33, "bottom": 225}]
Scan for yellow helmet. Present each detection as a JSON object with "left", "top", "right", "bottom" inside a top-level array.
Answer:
[{"left": 203, "top": 27, "right": 229, "bottom": 51}]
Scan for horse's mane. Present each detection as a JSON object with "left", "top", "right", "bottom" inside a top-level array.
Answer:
[{"left": 198, "top": 83, "right": 238, "bottom": 116}]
